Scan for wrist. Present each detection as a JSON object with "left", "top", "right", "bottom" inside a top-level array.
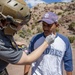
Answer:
[{"left": 44, "top": 41, "right": 49, "bottom": 46}]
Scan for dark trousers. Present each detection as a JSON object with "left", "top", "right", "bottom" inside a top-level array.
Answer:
[{"left": 0, "top": 68, "right": 9, "bottom": 75}]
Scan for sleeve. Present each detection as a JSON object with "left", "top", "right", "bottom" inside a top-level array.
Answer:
[
  {"left": 0, "top": 45, "right": 23, "bottom": 64},
  {"left": 63, "top": 39, "right": 73, "bottom": 71},
  {"left": 28, "top": 40, "right": 34, "bottom": 54}
]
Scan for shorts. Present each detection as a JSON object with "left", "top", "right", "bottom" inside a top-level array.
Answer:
[{"left": 0, "top": 68, "right": 9, "bottom": 75}]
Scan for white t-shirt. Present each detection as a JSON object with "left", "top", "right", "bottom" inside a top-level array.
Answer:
[{"left": 29, "top": 32, "right": 73, "bottom": 75}]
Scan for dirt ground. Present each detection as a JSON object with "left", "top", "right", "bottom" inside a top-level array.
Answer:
[{"left": 7, "top": 50, "right": 75, "bottom": 75}]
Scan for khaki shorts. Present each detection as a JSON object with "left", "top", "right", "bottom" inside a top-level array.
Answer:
[{"left": 0, "top": 68, "right": 8, "bottom": 75}]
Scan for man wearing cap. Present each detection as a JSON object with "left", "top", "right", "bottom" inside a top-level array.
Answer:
[
  {"left": 26, "top": 12, "right": 73, "bottom": 75},
  {"left": 0, "top": 0, "right": 56, "bottom": 75}
]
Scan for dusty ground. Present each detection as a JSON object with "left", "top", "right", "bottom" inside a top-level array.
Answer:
[{"left": 7, "top": 50, "right": 75, "bottom": 75}]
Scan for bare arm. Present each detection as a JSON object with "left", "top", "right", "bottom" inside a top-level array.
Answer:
[
  {"left": 16, "top": 33, "right": 55, "bottom": 65},
  {"left": 66, "top": 71, "right": 72, "bottom": 75},
  {"left": 17, "top": 41, "right": 48, "bottom": 65}
]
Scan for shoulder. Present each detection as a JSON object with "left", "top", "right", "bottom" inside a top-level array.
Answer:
[
  {"left": 57, "top": 33, "right": 69, "bottom": 42},
  {"left": 57, "top": 33, "right": 70, "bottom": 46},
  {"left": 29, "top": 33, "right": 44, "bottom": 52},
  {"left": 31, "top": 33, "right": 44, "bottom": 42}
]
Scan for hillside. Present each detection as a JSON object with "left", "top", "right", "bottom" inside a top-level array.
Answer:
[{"left": 14, "top": 2, "right": 75, "bottom": 49}]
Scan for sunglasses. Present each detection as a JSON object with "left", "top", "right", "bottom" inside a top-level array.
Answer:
[
  {"left": 8, "top": 14, "right": 31, "bottom": 26},
  {"left": 9, "top": 14, "right": 31, "bottom": 30}
]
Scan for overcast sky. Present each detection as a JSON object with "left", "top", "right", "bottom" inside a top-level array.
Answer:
[{"left": 25, "top": 0, "right": 72, "bottom": 7}]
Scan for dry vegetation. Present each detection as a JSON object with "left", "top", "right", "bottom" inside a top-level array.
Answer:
[{"left": 14, "top": 2, "right": 75, "bottom": 49}]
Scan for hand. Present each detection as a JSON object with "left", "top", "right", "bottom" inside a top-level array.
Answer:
[
  {"left": 16, "top": 41, "right": 27, "bottom": 49},
  {"left": 16, "top": 41, "right": 25, "bottom": 46},
  {"left": 45, "top": 33, "right": 55, "bottom": 45}
]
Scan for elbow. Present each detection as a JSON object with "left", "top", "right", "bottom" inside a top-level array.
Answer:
[{"left": 16, "top": 52, "right": 33, "bottom": 65}]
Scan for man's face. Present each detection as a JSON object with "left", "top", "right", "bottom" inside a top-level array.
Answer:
[
  {"left": 42, "top": 22, "right": 57, "bottom": 36},
  {"left": 12, "top": 19, "right": 29, "bottom": 31},
  {"left": 10, "top": 21, "right": 24, "bottom": 31}
]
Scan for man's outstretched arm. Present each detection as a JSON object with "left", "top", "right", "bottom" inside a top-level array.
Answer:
[{"left": 17, "top": 34, "right": 55, "bottom": 65}]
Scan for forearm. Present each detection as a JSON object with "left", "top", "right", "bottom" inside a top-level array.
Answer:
[
  {"left": 66, "top": 71, "right": 72, "bottom": 75},
  {"left": 17, "top": 41, "right": 48, "bottom": 64},
  {"left": 27, "top": 41, "right": 48, "bottom": 62}
]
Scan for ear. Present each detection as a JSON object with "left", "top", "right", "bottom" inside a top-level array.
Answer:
[
  {"left": 55, "top": 22, "right": 59, "bottom": 27},
  {"left": 56, "top": 24, "right": 59, "bottom": 27}
]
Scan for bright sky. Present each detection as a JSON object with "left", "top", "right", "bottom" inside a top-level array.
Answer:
[{"left": 25, "top": 0, "right": 72, "bottom": 7}]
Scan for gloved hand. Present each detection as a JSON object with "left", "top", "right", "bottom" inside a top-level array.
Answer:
[{"left": 45, "top": 33, "right": 56, "bottom": 45}]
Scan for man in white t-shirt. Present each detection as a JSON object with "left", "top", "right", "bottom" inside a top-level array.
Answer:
[{"left": 25, "top": 12, "right": 73, "bottom": 75}]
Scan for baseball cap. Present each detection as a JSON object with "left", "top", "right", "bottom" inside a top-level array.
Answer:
[{"left": 40, "top": 12, "right": 58, "bottom": 24}]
